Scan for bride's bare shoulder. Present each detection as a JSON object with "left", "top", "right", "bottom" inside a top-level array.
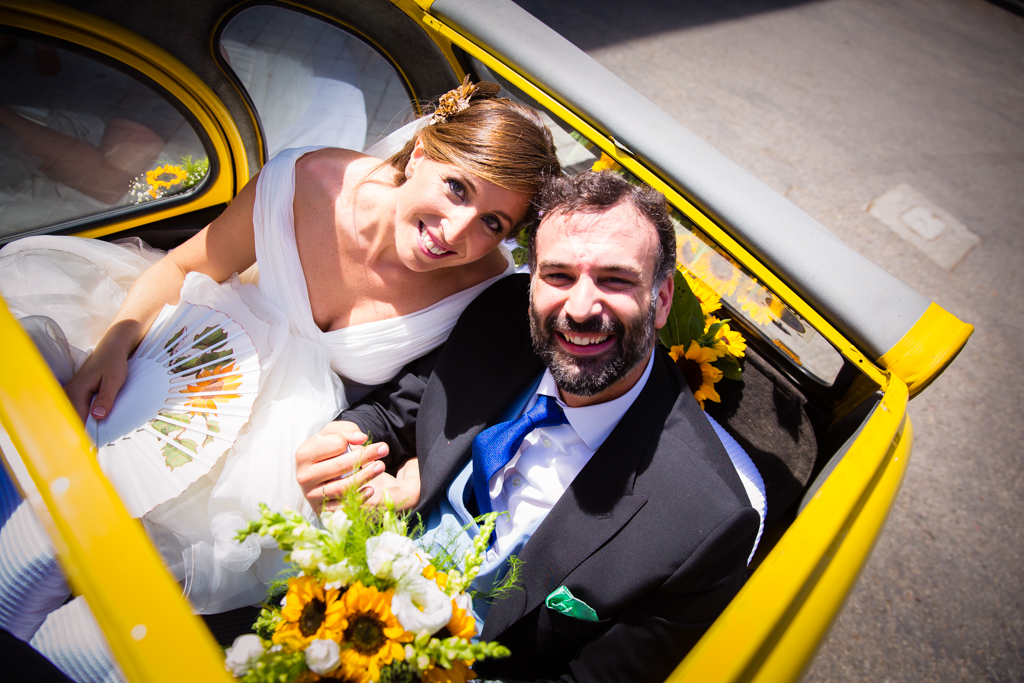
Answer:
[{"left": 294, "top": 148, "right": 381, "bottom": 191}]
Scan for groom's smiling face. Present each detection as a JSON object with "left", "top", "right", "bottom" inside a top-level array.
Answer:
[{"left": 529, "top": 201, "right": 672, "bottom": 408}]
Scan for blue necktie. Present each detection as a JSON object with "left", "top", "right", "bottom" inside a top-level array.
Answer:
[{"left": 472, "top": 394, "right": 566, "bottom": 515}]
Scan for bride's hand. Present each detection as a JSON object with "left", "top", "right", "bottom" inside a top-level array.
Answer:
[
  {"left": 363, "top": 457, "right": 420, "bottom": 511},
  {"left": 64, "top": 319, "right": 138, "bottom": 422},
  {"left": 295, "top": 421, "right": 390, "bottom": 513}
]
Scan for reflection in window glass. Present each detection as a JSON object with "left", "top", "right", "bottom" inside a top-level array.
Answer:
[
  {"left": 471, "top": 57, "right": 844, "bottom": 384},
  {"left": 220, "top": 7, "right": 412, "bottom": 159},
  {"left": 0, "top": 34, "right": 209, "bottom": 240}
]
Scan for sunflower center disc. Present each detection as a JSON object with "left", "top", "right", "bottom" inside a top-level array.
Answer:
[
  {"left": 676, "top": 357, "right": 704, "bottom": 394},
  {"left": 346, "top": 614, "right": 386, "bottom": 654},
  {"left": 299, "top": 598, "right": 327, "bottom": 637}
]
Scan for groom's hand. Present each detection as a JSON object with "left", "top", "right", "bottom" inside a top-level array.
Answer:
[{"left": 296, "top": 421, "right": 389, "bottom": 513}]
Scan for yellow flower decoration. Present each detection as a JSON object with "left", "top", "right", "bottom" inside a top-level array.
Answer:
[
  {"left": 273, "top": 575, "right": 344, "bottom": 651},
  {"left": 680, "top": 269, "right": 722, "bottom": 316},
  {"left": 688, "top": 254, "right": 741, "bottom": 297},
  {"left": 181, "top": 361, "right": 243, "bottom": 411},
  {"left": 422, "top": 659, "right": 476, "bottom": 683},
  {"left": 423, "top": 565, "right": 449, "bottom": 592},
  {"left": 146, "top": 164, "right": 187, "bottom": 191},
  {"left": 705, "top": 317, "right": 746, "bottom": 358},
  {"left": 419, "top": 597, "right": 478, "bottom": 682},
  {"left": 669, "top": 341, "right": 724, "bottom": 409},
  {"left": 741, "top": 299, "right": 775, "bottom": 326},
  {"left": 441, "top": 600, "right": 477, "bottom": 641},
  {"left": 591, "top": 152, "right": 620, "bottom": 173},
  {"left": 336, "top": 582, "right": 411, "bottom": 683}
]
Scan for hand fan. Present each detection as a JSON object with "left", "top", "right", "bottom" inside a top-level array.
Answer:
[{"left": 86, "top": 301, "right": 260, "bottom": 518}]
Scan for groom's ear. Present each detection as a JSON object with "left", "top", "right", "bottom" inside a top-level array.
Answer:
[{"left": 654, "top": 273, "right": 674, "bottom": 330}]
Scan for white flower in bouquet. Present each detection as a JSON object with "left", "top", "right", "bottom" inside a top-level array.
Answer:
[
  {"left": 288, "top": 545, "right": 324, "bottom": 573},
  {"left": 318, "top": 558, "right": 356, "bottom": 590},
  {"left": 365, "top": 531, "right": 423, "bottom": 581},
  {"left": 392, "top": 574, "right": 453, "bottom": 634},
  {"left": 288, "top": 521, "right": 320, "bottom": 545},
  {"left": 223, "top": 634, "right": 265, "bottom": 676},
  {"left": 322, "top": 508, "right": 352, "bottom": 539},
  {"left": 304, "top": 638, "right": 341, "bottom": 675}
]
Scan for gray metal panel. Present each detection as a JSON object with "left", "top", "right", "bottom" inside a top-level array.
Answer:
[{"left": 433, "top": 0, "right": 930, "bottom": 359}]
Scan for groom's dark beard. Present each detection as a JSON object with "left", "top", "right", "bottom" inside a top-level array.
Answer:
[{"left": 529, "top": 295, "right": 657, "bottom": 397}]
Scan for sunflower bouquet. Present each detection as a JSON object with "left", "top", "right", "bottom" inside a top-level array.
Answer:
[
  {"left": 128, "top": 154, "right": 209, "bottom": 203},
  {"left": 226, "top": 496, "right": 509, "bottom": 683},
  {"left": 660, "top": 265, "right": 747, "bottom": 408}
]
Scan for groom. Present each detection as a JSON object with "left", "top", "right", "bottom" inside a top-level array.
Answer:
[{"left": 297, "top": 171, "right": 759, "bottom": 682}]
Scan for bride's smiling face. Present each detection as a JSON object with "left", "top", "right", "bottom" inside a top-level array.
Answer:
[{"left": 394, "top": 139, "right": 530, "bottom": 271}]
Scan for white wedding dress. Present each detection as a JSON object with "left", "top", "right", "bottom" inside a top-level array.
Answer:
[{"left": 0, "top": 146, "right": 513, "bottom": 677}]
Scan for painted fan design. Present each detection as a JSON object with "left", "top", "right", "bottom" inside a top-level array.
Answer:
[{"left": 86, "top": 302, "right": 260, "bottom": 518}]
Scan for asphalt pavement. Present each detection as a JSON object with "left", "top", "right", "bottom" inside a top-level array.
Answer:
[{"left": 513, "top": 0, "right": 1024, "bottom": 680}]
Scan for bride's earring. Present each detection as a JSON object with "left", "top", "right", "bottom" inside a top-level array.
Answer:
[{"left": 405, "top": 167, "right": 412, "bottom": 179}]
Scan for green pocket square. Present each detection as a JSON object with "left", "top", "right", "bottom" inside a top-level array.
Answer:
[{"left": 545, "top": 586, "right": 599, "bottom": 622}]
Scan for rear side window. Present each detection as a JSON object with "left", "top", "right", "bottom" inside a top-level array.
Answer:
[
  {"left": 0, "top": 33, "right": 210, "bottom": 242},
  {"left": 218, "top": 6, "right": 414, "bottom": 159}
]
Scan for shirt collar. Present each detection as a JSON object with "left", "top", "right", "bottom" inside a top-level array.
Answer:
[{"left": 534, "top": 349, "right": 656, "bottom": 451}]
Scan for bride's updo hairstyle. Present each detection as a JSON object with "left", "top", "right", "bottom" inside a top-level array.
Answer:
[{"left": 387, "top": 76, "right": 560, "bottom": 236}]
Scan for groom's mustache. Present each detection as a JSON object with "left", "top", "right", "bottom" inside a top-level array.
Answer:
[{"left": 547, "top": 313, "right": 621, "bottom": 338}]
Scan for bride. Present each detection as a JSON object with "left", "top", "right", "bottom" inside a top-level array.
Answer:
[{"left": 0, "top": 78, "right": 559, "bottom": 675}]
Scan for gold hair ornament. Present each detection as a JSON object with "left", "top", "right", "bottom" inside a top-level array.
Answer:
[{"left": 429, "top": 74, "right": 501, "bottom": 125}]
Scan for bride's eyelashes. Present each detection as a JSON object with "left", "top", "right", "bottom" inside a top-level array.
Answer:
[
  {"left": 446, "top": 177, "right": 466, "bottom": 200},
  {"left": 482, "top": 215, "right": 503, "bottom": 233}
]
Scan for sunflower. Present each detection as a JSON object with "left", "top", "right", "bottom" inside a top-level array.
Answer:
[
  {"left": 146, "top": 164, "right": 188, "bottom": 191},
  {"left": 741, "top": 298, "right": 775, "bottom": 326},
  {"left": 591, "top": 152, "right": 620, "bottom": 173},
  {"left": 335, "top": 582, "right": 411, "bottom": 683},
  {"left": 423, "top": 565, "right": 448, "bottom": 592},
  {"left": 680, "top": 269, "right": 722, "bottom": 316},
  {"left": 273, "top": 575, "right": 345, "bottom": 651},
  {"left": 705, "top": 317, "right": 747, "bottom": 358},
  {"left": 422, "top": 659, "right": 476, "bottom": 683},
  {"left": 180, "top": 362, "right": 242, "bottom": 411},
  {"left": 675, "top": 233, "right": 705, "bottom": 266},
  {"left": 687, "top": 253, "right": 741, "bottom": 297},
  {"left": 441, "top": 600, "right": 476, "bottom": 640},
  {"left": 669, "top": 341, "right": 724, "bottom": 409}
]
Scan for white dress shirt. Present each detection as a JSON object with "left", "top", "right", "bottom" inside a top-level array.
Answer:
[{"left": 487, "top": 352, "right": 656, "bottom": 559}]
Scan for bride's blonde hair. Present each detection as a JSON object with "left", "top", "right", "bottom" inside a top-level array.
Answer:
[{"left": 386, "top": 81, "right": 560, "bottom": 235}]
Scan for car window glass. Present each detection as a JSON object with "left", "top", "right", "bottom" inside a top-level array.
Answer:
[
  {"left": 0, "top": 33, "right": 210, "bottom": 242},
  {"left": 470, "top": 57, "right": 844, "bottom": 384},
  {"left": 219, "top": 6, "right": 413, "bottom": 159}
]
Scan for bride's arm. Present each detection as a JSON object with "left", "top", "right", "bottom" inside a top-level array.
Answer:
[{"left": 64, "top": 175, "right": 262, "bottom": 421}]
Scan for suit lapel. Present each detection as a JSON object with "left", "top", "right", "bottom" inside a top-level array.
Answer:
[
  {"left": 414, "top": 276, "right": 542, "bottom": 514},
  {"left": 481, "top": 351, "right": 679, "bottom": 641}
]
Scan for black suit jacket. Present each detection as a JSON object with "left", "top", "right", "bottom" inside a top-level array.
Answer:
[{"left": 342, "top": 275, "right": 759, "bottom": 683}]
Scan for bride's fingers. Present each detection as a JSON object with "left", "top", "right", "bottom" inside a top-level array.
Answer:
[
  {"left": 89, "top": 368, "right": 126, "bottom": 421},
  {"left": 313, "top": 420, "right": 365, "bottom": 444},
  {"left": 64, "top": 375, "right": 96, "bottom": 422},
  {"left": 320, "top": 460, "right": 385, "bottom": 501}
]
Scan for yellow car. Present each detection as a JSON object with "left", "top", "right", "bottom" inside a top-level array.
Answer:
[{"left": 0, "top": 0, "right": 972, "bottom": 681}]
